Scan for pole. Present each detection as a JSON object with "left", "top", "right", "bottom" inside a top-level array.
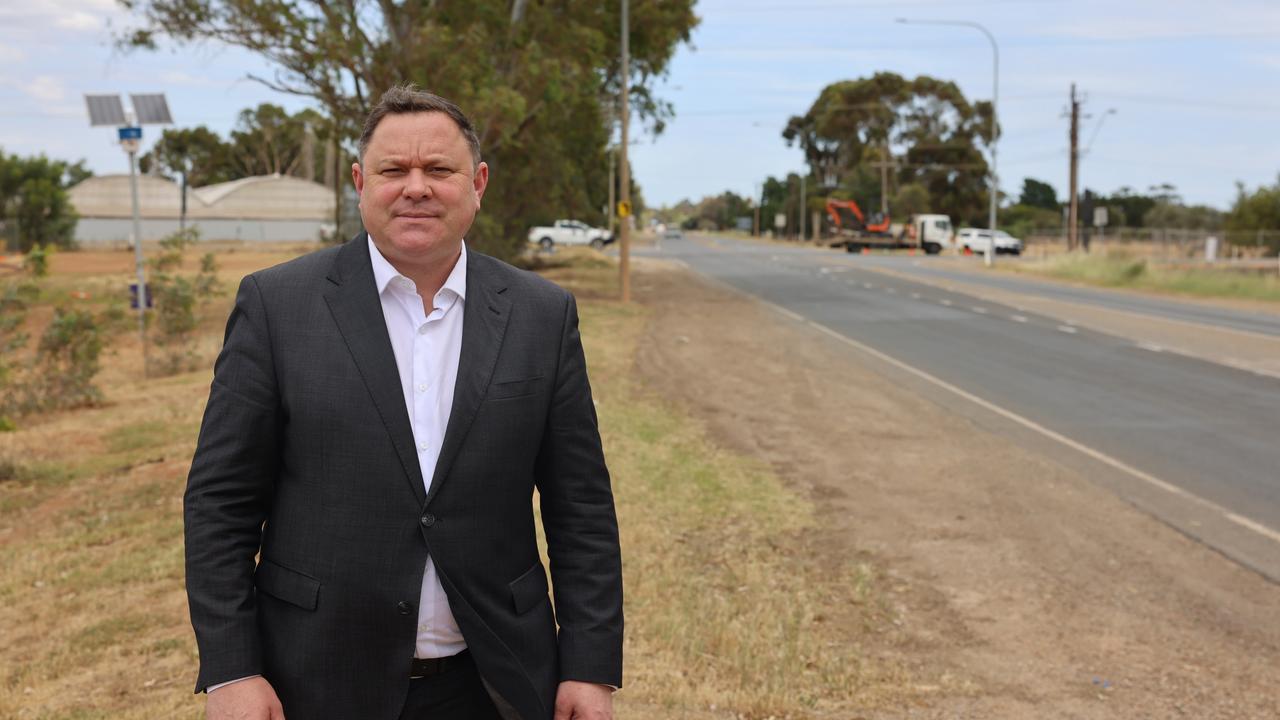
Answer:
[
  {"left": 879, "top": 146, "right": 890, "bottom": 216},
  {"left": 608, "top": 145, "right": 616, "bottom": 237},
  {"left": 127, "top": 146, "right": 148, "bottom": 369},
  {"left": 1068, "top": 83, "right": 1080, "bottom": 253},
  {"left": 799, "top": 174, "right": 807, "bottom": 241},
  {"left": 895, "top": 18, "right": 998, "bottom": 266},
  {"left": 618, "top": 0, "right": 631, "bottom": 303},
  {"left": 986, "top": 25, "right": 998, "bottom": 268},
  {"left": 754, "top": 183, "right": 761, "bottom": 237}
]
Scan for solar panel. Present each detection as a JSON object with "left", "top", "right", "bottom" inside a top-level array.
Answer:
[
  {"left": 85, "top": 94, "right": 127, "bottom": 126},
  {"left": 130, "top": 94, "right": 173, "bottom": 125}
]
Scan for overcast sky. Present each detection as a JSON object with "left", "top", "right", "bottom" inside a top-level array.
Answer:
[{"left": 2, "top": 0, "right": 1277, "bottom": 211}]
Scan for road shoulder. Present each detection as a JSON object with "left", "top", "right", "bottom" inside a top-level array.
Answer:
[{"left": 632, "top": 258, "right": 1280, "bottom": 719}]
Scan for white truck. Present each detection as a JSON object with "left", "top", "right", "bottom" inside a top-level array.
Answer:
[
  {"left": 899, "top": 214, "right": 954, "bottom": 255},
  {"left": 527, "top": 219, "right": 613, "bottom": 250}
]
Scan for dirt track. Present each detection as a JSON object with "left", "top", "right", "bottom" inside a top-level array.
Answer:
[{"left": 631, "top": 259, "right": 1280, "bottom": 718}]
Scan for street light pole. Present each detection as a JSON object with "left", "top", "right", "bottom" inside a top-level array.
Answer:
[
  {"left": 897, "top": 18, "right": 999, "bottom": 267},
  {"left": 618, "top": 0, "right": 632, "bottom": 303}
]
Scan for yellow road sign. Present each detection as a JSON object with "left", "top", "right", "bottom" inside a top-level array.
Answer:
[{"left": 617, "top": 201, "right": 632, "bottom": 218}]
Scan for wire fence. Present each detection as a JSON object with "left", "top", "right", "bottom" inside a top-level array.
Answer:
[{"left": 1021, "top": 227, "right": 1280, "bottom": 263}]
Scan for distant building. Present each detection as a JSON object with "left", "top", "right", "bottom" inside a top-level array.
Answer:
[{"left": 68, "top": 173, "right": 336, "bottom": 246}]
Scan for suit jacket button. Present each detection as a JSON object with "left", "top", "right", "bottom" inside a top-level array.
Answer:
[
  {"left": 420, "top": 513, "right": 436, "bottom": 528},
  {"left": 397, "top": 601, "right": 413, "bottom": 615}
]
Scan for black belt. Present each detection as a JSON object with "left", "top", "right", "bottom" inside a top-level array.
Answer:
[{"left": 409, "top": 650, "right": 470, "bottom": 679}]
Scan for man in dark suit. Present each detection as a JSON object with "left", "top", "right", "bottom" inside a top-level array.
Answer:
[{"left": 184, "top": 86, "right": 623, "bottom": 720}]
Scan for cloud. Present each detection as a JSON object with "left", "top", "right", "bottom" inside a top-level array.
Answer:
[
  {"left": 20, "top": 75, "right": 66, "bottom": 102},
  {"left": 159, "top": 71, "right": 219, "bottom": 87},
  {"left": 0, "top": 0, "right": 123, "bottom": 36},
  {"left": 0, "top": 43, "right": 24, "bottom": 62}
]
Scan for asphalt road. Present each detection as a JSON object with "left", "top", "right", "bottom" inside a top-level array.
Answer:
[{"left": 646, "top": 234, "right": 1280, "bottom": 581}]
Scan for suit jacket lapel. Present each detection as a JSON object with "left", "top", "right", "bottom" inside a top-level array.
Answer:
[
  {"left": 323, "top": 235, "right": 427, "bottom": 506},
  {"left": 425, "top": 252, "right": 511, "bottom": 507}
]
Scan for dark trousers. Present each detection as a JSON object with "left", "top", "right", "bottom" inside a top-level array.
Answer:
[{"left": 397, "top": 653, "right": 503, "bottom": 720}]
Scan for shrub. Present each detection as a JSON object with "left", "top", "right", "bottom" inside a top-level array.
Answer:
[{"left": 146, "top": 228, "right": 222, "bottom": 375}]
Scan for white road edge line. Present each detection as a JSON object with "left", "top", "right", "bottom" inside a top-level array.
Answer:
[
  {"left": 755, "top": 298, "right": 1278, "bottom": 548},
  {"left": 1011, "top": 315, "right": 1028, "bottom": 323},
  {"left": 1227, "top": 513, "right": 1280, "bottom": 544},
  {"left": 940, "top": 299, "right": 953, "bottom": 306},
  {"left": 972, "top": 306, "right": 988, "bottom": 314},
  {"left": 1058, "top": 325, "right": 1078, "bottom": 334}
]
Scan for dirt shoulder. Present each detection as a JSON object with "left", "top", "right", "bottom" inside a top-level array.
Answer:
[{"left": 631, "top": 258, "right": 1280, "bottom": 718}]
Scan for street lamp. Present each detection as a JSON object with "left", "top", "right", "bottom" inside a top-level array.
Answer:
[
  {"left": 85, "top": 93, "right": 172, "bottom": 365},
  {"left": 897, "top": 18, "right": 999, "bottom": 267}
]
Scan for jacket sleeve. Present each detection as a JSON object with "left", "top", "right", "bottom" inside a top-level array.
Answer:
[
  {"left": 184, "top": 274, "right": 280, "bottom": 692},
  {"left": 534, "top": 293, "right": 624, "bottom": 688}
]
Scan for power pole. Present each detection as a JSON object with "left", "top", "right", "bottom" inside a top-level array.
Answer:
[
  {"left": 868, "top": 146, "right": 897, "bottom": 216},
  {"left": 799, "top": 173, "right": 807, "bottom": 241},
  {"left": 754, "top": 183, "right": 762, "bottom": 237},
  {"left": 618, "top": 0, "right": 632, "bottom": 303},
  {"left": 607, "top": 144, "right": 616, "bottom": 237},
  {"left": 1068, "top": 83, "right": 1081, "bottom": 252}
]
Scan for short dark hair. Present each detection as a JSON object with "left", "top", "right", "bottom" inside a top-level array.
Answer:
[{"left": 358, "top": 85, "right": 482, "bottom": 167}]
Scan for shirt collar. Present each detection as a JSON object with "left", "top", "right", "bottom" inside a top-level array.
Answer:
[{"left": 367, "top": 235, "right": 468, "bottom": 301}]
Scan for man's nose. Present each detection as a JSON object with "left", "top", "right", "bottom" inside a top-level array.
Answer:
[{"left": 402, "top": 169, "right": 433, "bottom": 199}]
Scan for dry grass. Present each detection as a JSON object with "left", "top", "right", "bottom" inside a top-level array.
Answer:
[
  {"left": 1, "top": 245, "right": 895, "bottom": 719},
  {"left": 1008, "top": 250, "right": 1280, "bottom": 302}
]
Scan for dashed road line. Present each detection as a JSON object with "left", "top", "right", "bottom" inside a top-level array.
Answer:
[
  {"left": 1011, "top": 315, "right": 1028, "bottom": 323},
  {"left": 1058, "top": 325, "right": 1078, "bottom": 334},
  {"left": 971, "top": 306, "right": 988, "bottom": 314},
  {"left": 940, "top": 299, "right": 953, "bottom": 307}
]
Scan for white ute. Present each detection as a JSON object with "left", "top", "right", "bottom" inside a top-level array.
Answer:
[{"left": 527, "top": 219, "right": 613, "bottom": 250}]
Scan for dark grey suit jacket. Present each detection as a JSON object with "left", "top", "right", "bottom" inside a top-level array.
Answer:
[{"left": 184, "top": 235, "right": 623, "bottom": 720}]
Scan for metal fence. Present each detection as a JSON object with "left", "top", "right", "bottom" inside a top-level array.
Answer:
[{"left": 1021, "top": 227, "right": 1280, "bottom": 261}]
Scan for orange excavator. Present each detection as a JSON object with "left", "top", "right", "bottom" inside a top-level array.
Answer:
[{"left": 824, "top": 198, "right": 895, "bottom": 253}]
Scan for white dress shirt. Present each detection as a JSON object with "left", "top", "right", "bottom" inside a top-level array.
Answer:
[{"left": 367, "top": 236, "right": 469, "bottom": 659}]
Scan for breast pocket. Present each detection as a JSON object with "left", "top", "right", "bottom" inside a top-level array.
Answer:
[{"left": 488, "top": 376, "right": 544, "bottom": 401}]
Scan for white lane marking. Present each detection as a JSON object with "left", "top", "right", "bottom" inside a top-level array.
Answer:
[
  {"left": 940, "top": 299, "right": 954, "bottom": 307},
  {"left": 768, "top": 303, "right": 807, "bottom": 324},
  {"left": 971, "top": 306, "right": 988, "bottom": 314},
  {"left": 764, "top": 303, "right": 1280, "bottom": 549},
  {"left": 1011, "top": 315, "right": 1028, "bottom": 323},
  {"left": 862, "top": 282, "right": 876, "bottom": 289},
  {"left": 1058, "top": 325, "right": 1078, "bottom": 334},
  {"left": 1228, "top": 513, "right": 1280, "bottom": 544},
  {"left": 1138, "top": 342, "right": 1164, "bottom": 353},
  {"left": 911, "top": 292, "right": 922, "bottom": 300},
  {"left": 886, "top": 287, "right": 897, "bottom": 294},
  {"left": 853, "top": 262, "right": 1280, "bottom": 342}
]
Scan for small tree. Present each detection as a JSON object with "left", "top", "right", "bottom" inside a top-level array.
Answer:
[
  {"left": 31, "top": 307, "right": 103, "bottom": 410},
  {"left": 147, "top": 228, "right": 222, "bottom": 375}
]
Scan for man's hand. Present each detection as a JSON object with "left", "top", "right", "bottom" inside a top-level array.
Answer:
[
  {"left": 206, "top": 676, "right": 285, "bottom": 720},
  {"left": 553, "top": 680, "right": 613, "bottom": 720}
]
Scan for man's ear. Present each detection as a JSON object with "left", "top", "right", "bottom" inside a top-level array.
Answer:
[
  {"left": 351, "top": 162, "right": 365, "bottom": 195},
  {"left": 473, "top": 162, "right": 489, "bottom": 205}
]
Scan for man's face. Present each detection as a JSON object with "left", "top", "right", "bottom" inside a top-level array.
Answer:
[{"left": 352, "top": 112, "right": 488, "bottom": 267}]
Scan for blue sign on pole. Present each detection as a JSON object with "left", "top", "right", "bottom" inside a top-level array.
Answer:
[
  {"left": 118, "top": 126, "right": 142, "bottom": 141},
  {"left": 130, "top": 283, "right": 152, "bottom": 310}
]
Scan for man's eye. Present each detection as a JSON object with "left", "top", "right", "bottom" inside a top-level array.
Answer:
[
  {"left": 383, "top": 168, "right": 405, "bottom": 176},
  {"left": 430, "top": 167, "right": 453, "bottom": 175}
]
